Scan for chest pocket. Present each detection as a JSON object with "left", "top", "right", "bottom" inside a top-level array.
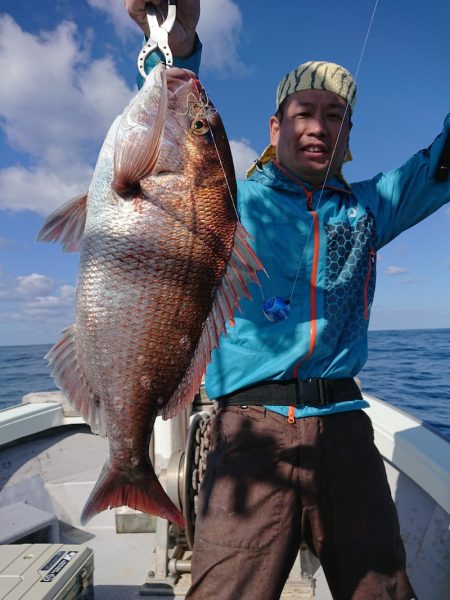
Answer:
[{"left": 322, "top": 209, "right": 377, "bottom": 346}]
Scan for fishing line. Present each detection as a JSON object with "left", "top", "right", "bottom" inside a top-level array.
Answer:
[
  {"left": 208, "top": 0, "right": 380, "bottom": 322},
  {"left": 208, "top": 124, "right": 240, "bottom": 220},
  {"left": 302, "top": 0, "right": 380, "bottom": 209},
  {"left": 175, "top": 91, "right": 216, "bottom": 119},
  {"left": 183, "top": 86, "right": 241, "bottom": 219},
  {"left": 170, "top": 82, "right": 240, "bottom": 217},
  {"left": 263, "top": 0, "right": 380, "bottom": 321}
]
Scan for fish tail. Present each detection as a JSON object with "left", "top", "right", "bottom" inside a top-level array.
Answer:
[{"left": 80, "top": 460, "right": 185, "bottom": 528}]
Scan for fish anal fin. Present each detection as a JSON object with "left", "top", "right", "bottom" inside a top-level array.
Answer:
[
  {"left": 45, "top": 325, "right": 106, "bottom": 436},
  {"left": 36, "top": 193, "right": 88, "bottom": 253},
  {"left": 162, "top": 222, "right": 264, "bottom": 419},
  {"left": 80, "top": 461, "right": 185, "bottom": 528}
]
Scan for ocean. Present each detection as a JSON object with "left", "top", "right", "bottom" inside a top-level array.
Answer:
[{"left": 0, "top": 329, "right": 449, "bottom": 441}]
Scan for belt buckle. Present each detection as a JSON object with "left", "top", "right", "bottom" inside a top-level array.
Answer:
[
  {"left": 296, "top": 378, "right": 330, "bottom": 407},
  {"left": 295, "top": 379, "right": 317, "bottom": 407},
  {"left": 317, "top": 379, "right": 330, "bottom": 405}
]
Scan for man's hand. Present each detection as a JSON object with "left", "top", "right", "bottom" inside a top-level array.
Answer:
[{"left": 124, "top": 0, "right": 200, "bottom": 58}]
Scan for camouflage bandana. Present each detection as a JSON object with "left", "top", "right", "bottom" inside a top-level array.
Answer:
[{"left": 276, "top": 61, "right": 356, "bottom": 111}]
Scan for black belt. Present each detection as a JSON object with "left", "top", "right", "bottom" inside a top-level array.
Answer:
[{"left": 216, "top": 378, "right": 362, "bottom": 408}]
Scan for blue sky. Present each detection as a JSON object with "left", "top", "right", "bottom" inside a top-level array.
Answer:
[{"left": 0, "top": 0, "right": 449, "bottom": 346}]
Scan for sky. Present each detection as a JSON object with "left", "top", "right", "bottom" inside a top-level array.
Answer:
[{"left": 0, "top": 0, "right": 449, "bottom": 346}]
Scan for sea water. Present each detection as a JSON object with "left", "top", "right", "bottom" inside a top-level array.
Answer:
[{"left": 0, "top": 329, "right": 449, "bottom": 440}]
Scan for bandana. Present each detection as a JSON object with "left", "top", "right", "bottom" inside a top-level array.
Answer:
[{"left": 276, "top": 61, "right": 356, "bottom": 111}]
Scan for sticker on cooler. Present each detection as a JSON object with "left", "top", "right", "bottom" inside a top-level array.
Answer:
[{"left": 40, "top": 550, "right": 79, "bottom": 582}]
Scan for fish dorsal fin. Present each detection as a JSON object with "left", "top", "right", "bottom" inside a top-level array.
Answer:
[
  {"left": 46, "top": 325, "right": 107, "bottom": 436},
  {"left": 36, "top": 193, "right": 88, "bottom": 253},
  {"left": 162, "top": 222, "right": 264, "bottom": 419}
]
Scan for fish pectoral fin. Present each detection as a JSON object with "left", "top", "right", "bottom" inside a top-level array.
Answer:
[
  {"left": 112, "top": 69, "right": 168, "bottom": 196},
  {"left": 163, "top": 222, "right": 265, "bottom": 420},
  {"left": 46, "top": 325, "right": 107, "bottom": 436},
  {"left": 36, "top": 193, "right": 88, "bottom": 252},
  {"left": 80, "top": 461, "right": 185, "bottom": 528}
]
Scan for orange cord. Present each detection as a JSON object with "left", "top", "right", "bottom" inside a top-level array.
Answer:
[{"left": 288, "top": 405, "right": 296, "bottom": 424}]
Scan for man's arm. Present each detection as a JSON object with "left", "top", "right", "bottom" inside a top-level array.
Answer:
[
  {"left": 124, "top": 0, "right": 200, "bottom": 57},
  {"left": 353, "top": 114, "right": 450, "bottom": 249}
]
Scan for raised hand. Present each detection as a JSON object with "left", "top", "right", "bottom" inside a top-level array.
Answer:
[{"left": 124, "top": 0, "right": 200, "bottom": 57}]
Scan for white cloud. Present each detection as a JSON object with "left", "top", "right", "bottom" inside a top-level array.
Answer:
[
  {"left": 230, "top": 139, "right": 258, "bottom": 179},
  {"left": 385, "top": 265, "right": 408, "bottom": 276},
  {"left": 88, "top": 0, "right": 245, "bottom": 72},
  {"left": 0, "top": 268, "right": 75, "bottom": 324},
  {"left": 19, "top": 285, "right": 75, "bottom": 321},
  {"left": 0, "top": 6, "right": 245, "bottom": 216},
  {"left": 0, "top": 164, "right": 93, "bottom": 215},
  {"left": 87, "top": 0, "right": 138, "bottom": 38},
  {"left": 12, "top": 274, "right": 55, "bottom": 299},
  {"left": 0, "top": 15, "right": 133, "bottom": 215},
  {"left": 198, "top": 0, "right": 244, "bottom": 72}
]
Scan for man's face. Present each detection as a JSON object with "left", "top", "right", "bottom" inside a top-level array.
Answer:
[{"left": 269, "top": 89, "right": 351, "bottom": 184}]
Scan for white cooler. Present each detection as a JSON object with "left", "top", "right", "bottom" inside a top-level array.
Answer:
[{"left": 0, "top": 544, "right": 93, "bottom": 600}]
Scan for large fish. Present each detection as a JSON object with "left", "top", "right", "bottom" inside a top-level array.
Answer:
[{"left": 37, "top": 64, "right": 263, "bottom": 527}]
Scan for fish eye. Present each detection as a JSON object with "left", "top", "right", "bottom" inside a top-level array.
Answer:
[{"left": 190, "top": 118, "right": 209, "bottom": 136}]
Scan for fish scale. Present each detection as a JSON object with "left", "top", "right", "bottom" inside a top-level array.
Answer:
[{"left": 37, "top": 64, "right": 264, "bottom": 527}]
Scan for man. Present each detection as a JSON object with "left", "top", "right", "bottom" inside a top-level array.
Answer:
[{"left": 125, "top": 2, "right": 449, "bottom": 598}]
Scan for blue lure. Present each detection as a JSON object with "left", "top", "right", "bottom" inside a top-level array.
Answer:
[{"left": 263, "top": 297, "right": 291, "bottom": 322}]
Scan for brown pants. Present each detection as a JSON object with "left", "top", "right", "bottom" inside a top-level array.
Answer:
[{"left": 186, "top": 407, "right": 416, "bottom": 600}]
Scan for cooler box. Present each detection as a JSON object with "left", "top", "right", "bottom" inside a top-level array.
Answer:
[{"left": 0, "top": 544, "right": 93, "bottom": 600}]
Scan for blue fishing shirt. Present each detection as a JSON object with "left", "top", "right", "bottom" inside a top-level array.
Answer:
[
  {"left": 205, "top": 140, "right": 450, "bottom": 418},
  {"left": 140, "top": 39, "right": 450, "bottom": 419}
]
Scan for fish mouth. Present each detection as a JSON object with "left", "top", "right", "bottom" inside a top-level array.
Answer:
[
  {"left": 166, "top": 67, "right": 200, "bottom": 95},
  {"left": 165, "top": 67, "right": 210, "bottom": 116},
  {"left": 166, "top": 67, "right": 195, "bottom": 81}
]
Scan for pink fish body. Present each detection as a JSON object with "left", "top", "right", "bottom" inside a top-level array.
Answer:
[{"left": 37, "top": 65, "right": 263, "bottom": 527}]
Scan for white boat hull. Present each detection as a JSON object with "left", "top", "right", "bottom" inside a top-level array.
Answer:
[{"left": 0, "top": 391, "right": 449, "bottom": 599}]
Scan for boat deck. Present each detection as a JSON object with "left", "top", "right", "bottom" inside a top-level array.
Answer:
[
  {"left": 1, "top": 392, "right": 450, "bottom": 599},
  {"left": 79, "top": 528, "right": 333, "bottom": 599}
]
